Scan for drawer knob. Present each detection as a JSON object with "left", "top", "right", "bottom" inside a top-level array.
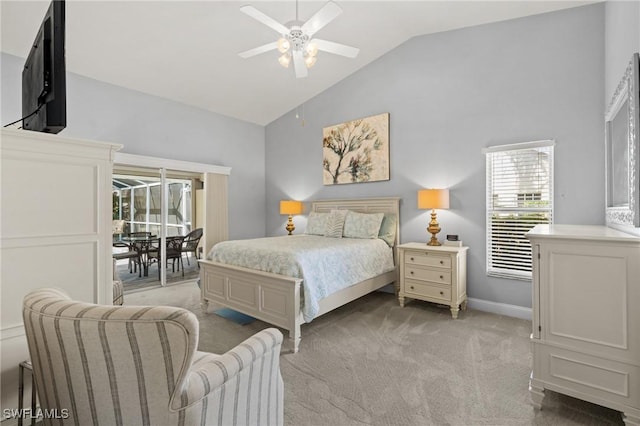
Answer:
[
  {"left": 410, "top": 257, "right": 414, "bottom": 261},
  {"left": 439, "top": 291, "right": 444, "bottom": 295},
  {"left": 410, "top": 271, "right": 414, "bottom": 275},
  {"left": 440, "top": 260, "right": 444, "bottom": 265},
  {"left": 410, "top": 286, "right": 415, "bottom": 290},
  {"left": 440, "top": 275, "right": 444, "bottom": 279}
]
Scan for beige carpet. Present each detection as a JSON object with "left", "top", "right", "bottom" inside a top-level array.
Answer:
[{"left": 126, "top": 282, "right": 624, "bottom": 426}]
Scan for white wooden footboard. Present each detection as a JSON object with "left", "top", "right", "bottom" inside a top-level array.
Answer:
[
  {"left": 199, "top": 259, "right": 304, "bottom": 351},
  {"left": 200, "top": 259, "right": 397, "bottom": 353}
]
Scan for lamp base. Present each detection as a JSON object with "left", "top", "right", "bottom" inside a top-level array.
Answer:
[
  {"left": 426, "top": 209, "right": 441, "bottom": 246},
  {"left": 285, "top": 215, "right": 295, "bottom": 235},
  {"left": 427, "top": 235, "right": 442, "bottom": 246}
]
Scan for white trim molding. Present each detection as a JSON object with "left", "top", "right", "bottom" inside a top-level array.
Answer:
[
  {"left": 482, "top": 139, "right": 555, "bottom": 154},
  {"left": 467, "top": 297, "right": 532, "bottom": 321},
  {"left": 0, "top": 324, "right": 25, "bottom": 341},
  {"left": 115, "top": 152, "right": 231, "bottom": 175}
]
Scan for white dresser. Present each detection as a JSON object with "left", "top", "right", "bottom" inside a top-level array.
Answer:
[
  {"left": 1, "top": 129, "right": 120, "bottom": 412},
  {"left": 526, "top": 225, "right": 640, "bottom": 426},
  {"left": 397, "top": 243, "right": 468, "bottom": 318}
]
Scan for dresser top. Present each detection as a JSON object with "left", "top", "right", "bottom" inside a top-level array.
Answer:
[
  {"left": 398, "top": 242, "right": 469, "bottom": 252},
  {"left": 526, "top": 224, "right": 640, "bottom": 243}
]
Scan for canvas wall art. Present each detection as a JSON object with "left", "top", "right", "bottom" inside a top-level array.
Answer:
[{"left": 322, "top": 112, "right": 390, "bottom": 185}]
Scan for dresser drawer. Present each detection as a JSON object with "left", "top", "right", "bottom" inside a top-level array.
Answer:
[
  {"left": 404, "top": 279, "right": 451, "bottom": 301},
  {"left": 405, "top": 266, "right": 451, "bottom": 285},
  {"left": 405, "top": 251, "right": 451, "bottom": 269}
]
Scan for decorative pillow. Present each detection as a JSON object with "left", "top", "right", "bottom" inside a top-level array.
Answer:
[
  {"left": 378, "top": 213, "right": 397, "bottom": 246},
  {"left": 343, "top": 211, "right": 384, "bottom": 239},
  {"left": 305, "top": 212, "right": 328, "bottom": 236},
  {"left": 324, "top": 209, "right": 348, "bottom": 238}
]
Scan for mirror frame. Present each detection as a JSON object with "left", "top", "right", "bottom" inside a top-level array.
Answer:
[{"left": 605, "top": 53, "right": 639, "bottom": 228}]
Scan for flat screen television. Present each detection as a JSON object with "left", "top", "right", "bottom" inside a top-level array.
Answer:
[{"left": 22, "top": 0, "right": 66, "bottom": 133}]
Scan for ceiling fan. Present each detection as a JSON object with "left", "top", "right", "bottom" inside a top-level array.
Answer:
[{"left": 238, "top": 0, "right": 360, "bottom": 78}]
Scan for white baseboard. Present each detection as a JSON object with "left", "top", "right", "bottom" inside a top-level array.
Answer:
[{"left": 467, "top": 297, "right": 532, "bottom": 321}]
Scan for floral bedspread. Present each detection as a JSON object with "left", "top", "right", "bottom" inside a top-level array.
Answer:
[{"left": 207, "top": 235, "right": 394, "bottom": 322}]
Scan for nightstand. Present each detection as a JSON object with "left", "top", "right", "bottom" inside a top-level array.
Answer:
[{"left": 398, "top": 243, "right": 468, "bottom": 318}]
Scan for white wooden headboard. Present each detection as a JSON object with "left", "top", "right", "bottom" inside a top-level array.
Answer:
[{"left": 310, "top": 197, "right": 401, "bottom": 248}]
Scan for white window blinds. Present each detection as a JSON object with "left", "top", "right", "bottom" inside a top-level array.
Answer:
[{"left": 485, "top": 140, "right": 554, "bottom": 280}]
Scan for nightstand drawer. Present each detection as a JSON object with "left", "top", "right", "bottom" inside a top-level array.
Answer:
[
  {"left": 405, "top": 251, "right": 451, "bottom": 269},
  {"left": 405, "top": 266, "right": 451, "bottom": 285},
  {"left": 404, "top": 279, "right": 451, "bottom": 301}
]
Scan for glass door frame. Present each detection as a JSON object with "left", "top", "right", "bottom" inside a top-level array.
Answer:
[{"left": 113, "top": 167, "right": 195, "bottom": 287}]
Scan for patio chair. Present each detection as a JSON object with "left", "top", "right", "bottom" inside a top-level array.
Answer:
[
  {"left": 182, "top": 228, "right": 203, "bottom": 267},
  {"left": 130, "top": 238, "right": 157, "bottom": 277},
  {"left": 112, "top": 241, "right": 142, "bottom": 276},
  {"left": 23, "top": 288, "right": 284, "bottom": 426},
  {"left": 147, "top": 236, "right": 186, "bottom": 279}
]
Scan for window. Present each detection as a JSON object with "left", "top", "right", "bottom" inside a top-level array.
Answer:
[
  {"left": 113, "top": 174, "right": 193, "bottom": 237},
  {"left": 485, "top": 140, "right": 554, "bottom": 280}
]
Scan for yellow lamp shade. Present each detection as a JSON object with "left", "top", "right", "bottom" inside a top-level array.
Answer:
[
  {"left": 418, "top": 189, "right": 450, "bottom": 210},
  {"left": 280, "top": 200, "right": 303, "bottom": 215}
]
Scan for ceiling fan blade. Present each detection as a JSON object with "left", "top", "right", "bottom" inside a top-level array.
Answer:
[
  {"left": 240, "top": 5, "right": 289, "bottom": 35},
  {"left": 301, "top": 1, "right": 342, "bottom": 37},
  {"left": 293, "top": 51, "right": 308, "bottom": 78},
  {"left": 312, "top": 39, "right": 360, "bottom": 58},
  {"left": 238, "top": 41, "right": 279, "bottom": 59}
]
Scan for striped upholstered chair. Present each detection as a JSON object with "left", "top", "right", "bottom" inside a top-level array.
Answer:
[{"left": 22, "top": 288, "right": 284, "bottom": 426}]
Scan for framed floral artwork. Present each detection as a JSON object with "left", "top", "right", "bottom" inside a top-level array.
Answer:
[{"left": 322, "top": 112, "right": 390, "bottom": 185}]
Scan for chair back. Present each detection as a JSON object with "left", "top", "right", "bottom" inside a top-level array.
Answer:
[
  {"left": 23, "top": 288, "right": 199, "bottom": 425},
  {"left": 184, "top": 228, "right": 203, "bottom": 249},
  {"left": 166, "top": 236, "right": 185, "bottom": 256}
]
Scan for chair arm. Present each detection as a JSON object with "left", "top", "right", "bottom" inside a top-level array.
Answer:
[{"left": 172, "top": 328, "right": 283, "bottom": 410}]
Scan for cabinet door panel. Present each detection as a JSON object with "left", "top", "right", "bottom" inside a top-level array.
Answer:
[{"left": 540, "top": 243, "right": 639, "bottom": 362}]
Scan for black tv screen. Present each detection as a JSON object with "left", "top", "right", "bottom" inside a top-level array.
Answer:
[{"left": 22, "top": 0, "right": 66, "bottom": 133}]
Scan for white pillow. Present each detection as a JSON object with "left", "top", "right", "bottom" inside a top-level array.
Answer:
[
  {"left": 343, "top": 211, "right": 384, "bottom": 239},
  {"left": 324, "top": 209, "right": 348, "bottom": 238}
]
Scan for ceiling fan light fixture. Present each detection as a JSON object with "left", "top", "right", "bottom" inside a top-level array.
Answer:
[
  {"left": 304, "top": 55, "right": 317, "bottom": 68},
  {"left": 277, "top": 37, "right": 290, "bottom": 53},
  {"left": 305, "top": 42, "right": 318, "bottom": 57},
  {"left": 278, "top": 53, "right": 292, "bottom": 68}
]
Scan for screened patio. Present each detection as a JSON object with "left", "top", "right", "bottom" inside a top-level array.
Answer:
[{"left": 112, "top": 174, "right": 201, "bottom": 292}]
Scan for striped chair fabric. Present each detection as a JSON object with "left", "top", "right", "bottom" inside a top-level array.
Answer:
[{"left": 22, "top": 288, "right": 284, "bottom": 426}]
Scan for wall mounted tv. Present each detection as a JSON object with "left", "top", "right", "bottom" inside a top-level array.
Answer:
[{"left": 22, "top": 0, "right": 66, "bottom": 133}]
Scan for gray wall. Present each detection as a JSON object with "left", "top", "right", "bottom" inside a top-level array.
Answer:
[
  {"left": 1, "top": 53, "right": 266, "bottom": 240},
  {"left": 605, "top": 0, "right": 640, "bottom": 103},
  {"left": 265, "top": 4, "right": 605, "bottom": 309}
]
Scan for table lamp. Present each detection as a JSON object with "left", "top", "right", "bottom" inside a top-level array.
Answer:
[
  {"left": 280, "top": 200, "right": 303, "bottom": 235},
  {"left": 418, "top": 189, "right": 450, "bottom": 246}
]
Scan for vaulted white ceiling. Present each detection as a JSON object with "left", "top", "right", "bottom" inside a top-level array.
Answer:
[{"left": 1, "top": 1, "right": 594, "bottom": 125}]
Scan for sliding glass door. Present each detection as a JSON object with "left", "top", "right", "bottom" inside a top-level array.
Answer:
[{"left": 112, "top": 169, "right": 199, "bottom": 289}]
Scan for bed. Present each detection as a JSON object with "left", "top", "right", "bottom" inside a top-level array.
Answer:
[{"left": 199, "top": 197, "right": 400, "bottom": 352}]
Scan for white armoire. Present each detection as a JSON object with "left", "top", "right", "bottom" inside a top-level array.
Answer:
[
  {"left": 526, "top": 224, "right": 640, "bottom": 426},
  {"left": 0, "top": 129, "right": 120, "bottom": 414}
]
